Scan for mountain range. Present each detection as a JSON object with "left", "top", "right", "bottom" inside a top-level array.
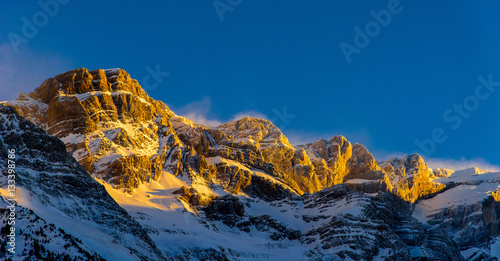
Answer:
[{"left": 1, "top": 68, "right": 499, "bottom": 260}]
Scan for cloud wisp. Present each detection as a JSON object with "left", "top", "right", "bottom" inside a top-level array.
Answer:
[
  {"left": 0, "top": 42, "right": 73, "bottom": 101},
  {"left": 173, "top": 99, "right": 377, "bottom": 149},
  {"left": 374, "top": 149, "right": 500, "bottom": 172},
  {"left": 172, "top": 97, "right": 223, "bottom": 127},
  {"left": 171, "top": 97, "right": 270, "bottom": 127},
  {"left": 423, "top": 156, "right": 500, "bottom": 172}
]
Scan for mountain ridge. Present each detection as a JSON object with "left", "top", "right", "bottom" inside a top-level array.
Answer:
[
  {"left": 0, "top": 104, "right": 165, "bottom": 260},
  {"left": 2, "top": 67, "right": 447, "bottom": 202},
  {"left": 2, "top": 67, "right": 500, "bottom": 260}
]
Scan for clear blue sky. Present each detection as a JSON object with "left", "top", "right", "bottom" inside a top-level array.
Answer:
[{"left": 1, "top": 1, "right": 499, "bottom": 170}]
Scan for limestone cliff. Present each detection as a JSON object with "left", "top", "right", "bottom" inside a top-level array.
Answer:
[
  {"left": 4, "top": 68, "right": 445, "bottom": 203},
  {"left": 380, "top": 154, "right": 446, "bottom": 203},
  {"left": 5, "top": 68, "right": 180, "bottom": 192}
]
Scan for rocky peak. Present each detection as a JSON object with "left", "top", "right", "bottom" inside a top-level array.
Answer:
[
  {"left": 20, "top": 68, "right": 151, "bottom": 105},
  {"left": 380, "top": 154, "right": 445, "bottom": 202},
  {"left": 9, "top": 68, "right": 174, "bottom": 136},
  {"left": 53, "top": 68, "right": 146, "bottom": 97},
  {"left": 433, "top": 168, "right": 455, "bottom": 178},
  {"left": 216, "top": 116, "right": 292, "bottom": 150},
  {"left": 4, "top": 68, "right": 179, "bottom": 191},
  {"left": 300, "top": 136, "right": 351, "bottom": 161},
  {"left": 0, "top": 104, "right": 164, "bottom": 260},
  {"left": 297, "top": 136, "right": 381, "bottom": 185},
  {"left": 4, "top": 68, "right": 448, "bottom": 203},
  {"left": 347, "top": 143, "right": 381, "bottom": 177}
]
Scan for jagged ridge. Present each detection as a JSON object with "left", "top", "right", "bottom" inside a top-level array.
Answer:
[{"left": 2, "top": 68, "right": 500, "bottom": 260}]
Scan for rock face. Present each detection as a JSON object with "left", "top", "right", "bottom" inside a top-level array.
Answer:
[
  {"left": 2, "top": 68, "right": 499, "bottom": 260},
  {"left": 170, "top": 115, "right": 310, "bottom": 196},
  {"left": 414, "top": 168, "right": 500, "bottom": 260},
  {"left": 380, "top": 154, "right": 446, "bottom": 203},
  {"left": 0, "top": 104, "right": 164, "bottom": 260},
  {"left": 298, "top": 136, "right": 356, "bottom": 186},
  {"left": 4, "top": 68, "right": 179, "bottom": 192},
  {"left": 434, "top": 168, "right": 455, "bottom": 178},
  {"left": 300, "top": 184, "right": 462, "bottom": 260},
  {"left": 299, "top": 137, "right": 388, "bottom": 194},
  {"left": 0, "top": 202, "right": 106, "bottom": 260},
  {"left": 4, "top": 68, "right": 447, "bottom": 203},
  {"left": 299, "top": 139, "right": 444, "bottom": 203}
]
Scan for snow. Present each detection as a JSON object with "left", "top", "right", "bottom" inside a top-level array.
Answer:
[
  {"left": 74, "top": 91, "right": 100, "bottom": 101},
  {"left": 96, "top": 172, "right": 188, "bottom": 211},
  {"left": 95, "top": 166, "right": 376, "bottom": 260},
  {"left": 57, "top": 113, "right": 164, "bottom": 177},
  {"left": 434, "top": 167, "right": 500, "bottom": 184},
  {"left": 413, "top": 166, "right": 500, "bottom": 226},
  {"left": 408, "top": 246, "right": 424, "bottom": 258},
  {"left": 461, "top": 239, "right": 500, "bottom": 259},
  {"left": 303, "top": 148, "right": 321, "bottom": 160},
  {"left": 0, "top": 187, "right": 139, "bottom": 260},
  {"left": 98, "top": 171, "right": 300, "bottom": 257},
  {"left": 413, "top": 183, "right": 500, "bottom": 224},
  {"left": 104, "top": 68, "right": 121, "bottom": 74},
  {"left": 490, "top": 239, "right": 500, "bottom": 257},
  {"left": 345, "top": 179, "right": 379, "bottom": 184},
  {"left": 54, "top": 89, "right": 151, "bottom": 107},
  {"left": 60, "top": 133, "right": 84, "bottom": 145},
  {"left": 205, "top": 156, "right": 298, "bottom": 195},
  {"left": 206, "top": 156, "right": 250, "bottom": 171},
  {"left": 1, "top": 96, "right": 49, "bottom": 129}
]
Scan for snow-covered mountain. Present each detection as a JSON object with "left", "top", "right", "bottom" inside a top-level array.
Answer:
[
  {"left": 1, "top": 68, "right": 499, "bottom": 260},
  {"left": 0, "top": 105, "right": 164, "bottom": 260}
]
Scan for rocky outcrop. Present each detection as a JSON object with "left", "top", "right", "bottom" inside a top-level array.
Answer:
[
  {"left": 170, "top": 115, "right": 314, "bottom": 195},
  {"left": 237, "top": 215, "right": 302, "bottom": 241},
  {"left": 0, "top": 104, "right": 165, "bottom": 260},
  {"left": 434, "top": 168, "right": 455, "bottom": 178},
  {"left": 3, "top": 68, "right": 180, "bottom": 192},
  {"left": 298, "top": 136, "right": 353, "bottom": 186},
  {"left": 173, "top": 186, "right": 215, "bottom": 209},
  {"left": 300, "top": 184, "right": 464, "bottom": 260},
  {"left": 297, "top": 138, "right": 446, "bottom": 203},
  {"left": 380, "top": 154, "right": 446, "bottom": 203},
  {"left": 414, "top": 168, "right": 500, "bottom": 254},
  {"left": 298, "top": 137, "right": 382, "bottom": 187},
  {"left": 216, "top": 116, "right": 292, "bottom": 150},
  {"left": 2, "top": 65, "right": 498, "bottom": 260},
  {"left": 5, "top": 68, "right": 449, "bottom": 204},
  {"left": 204, "top": 194, "right": 245, "bottom": 227}
]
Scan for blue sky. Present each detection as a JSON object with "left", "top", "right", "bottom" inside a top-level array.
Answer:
[{"left": 1, "top": 1, "right": 499, "bottom": 170}]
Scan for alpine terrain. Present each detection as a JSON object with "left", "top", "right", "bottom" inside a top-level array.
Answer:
[{"left": 1, "top": 68, "right": 499, "bottom": 260}]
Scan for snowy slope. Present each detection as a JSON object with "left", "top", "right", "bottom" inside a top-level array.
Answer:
[
  {"left": 0, "top": 105, "right": 164, "bottom": 260},
  {"left": 0, "top": 196, "right": 105, "bottom": 260},
  {"left": 414, "top": 167, "right": 500, "bottom": 260}
]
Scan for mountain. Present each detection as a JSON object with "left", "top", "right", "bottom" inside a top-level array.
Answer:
[
  {"left": 5, "top": 68, "right": 179, "bottom": 192},
  {"left": 0, "top": 105, "right": 164, "bottom": 260},
  {"left": 414, "top": 167, "right": 500, "bottom": 260},
  {"left": 1, "top": 68, "right": 499, "bottom": 260}
]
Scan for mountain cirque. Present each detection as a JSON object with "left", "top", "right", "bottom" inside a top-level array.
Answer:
[{"left": 1, "top": 68, "right": 500, "bottom": 260}]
